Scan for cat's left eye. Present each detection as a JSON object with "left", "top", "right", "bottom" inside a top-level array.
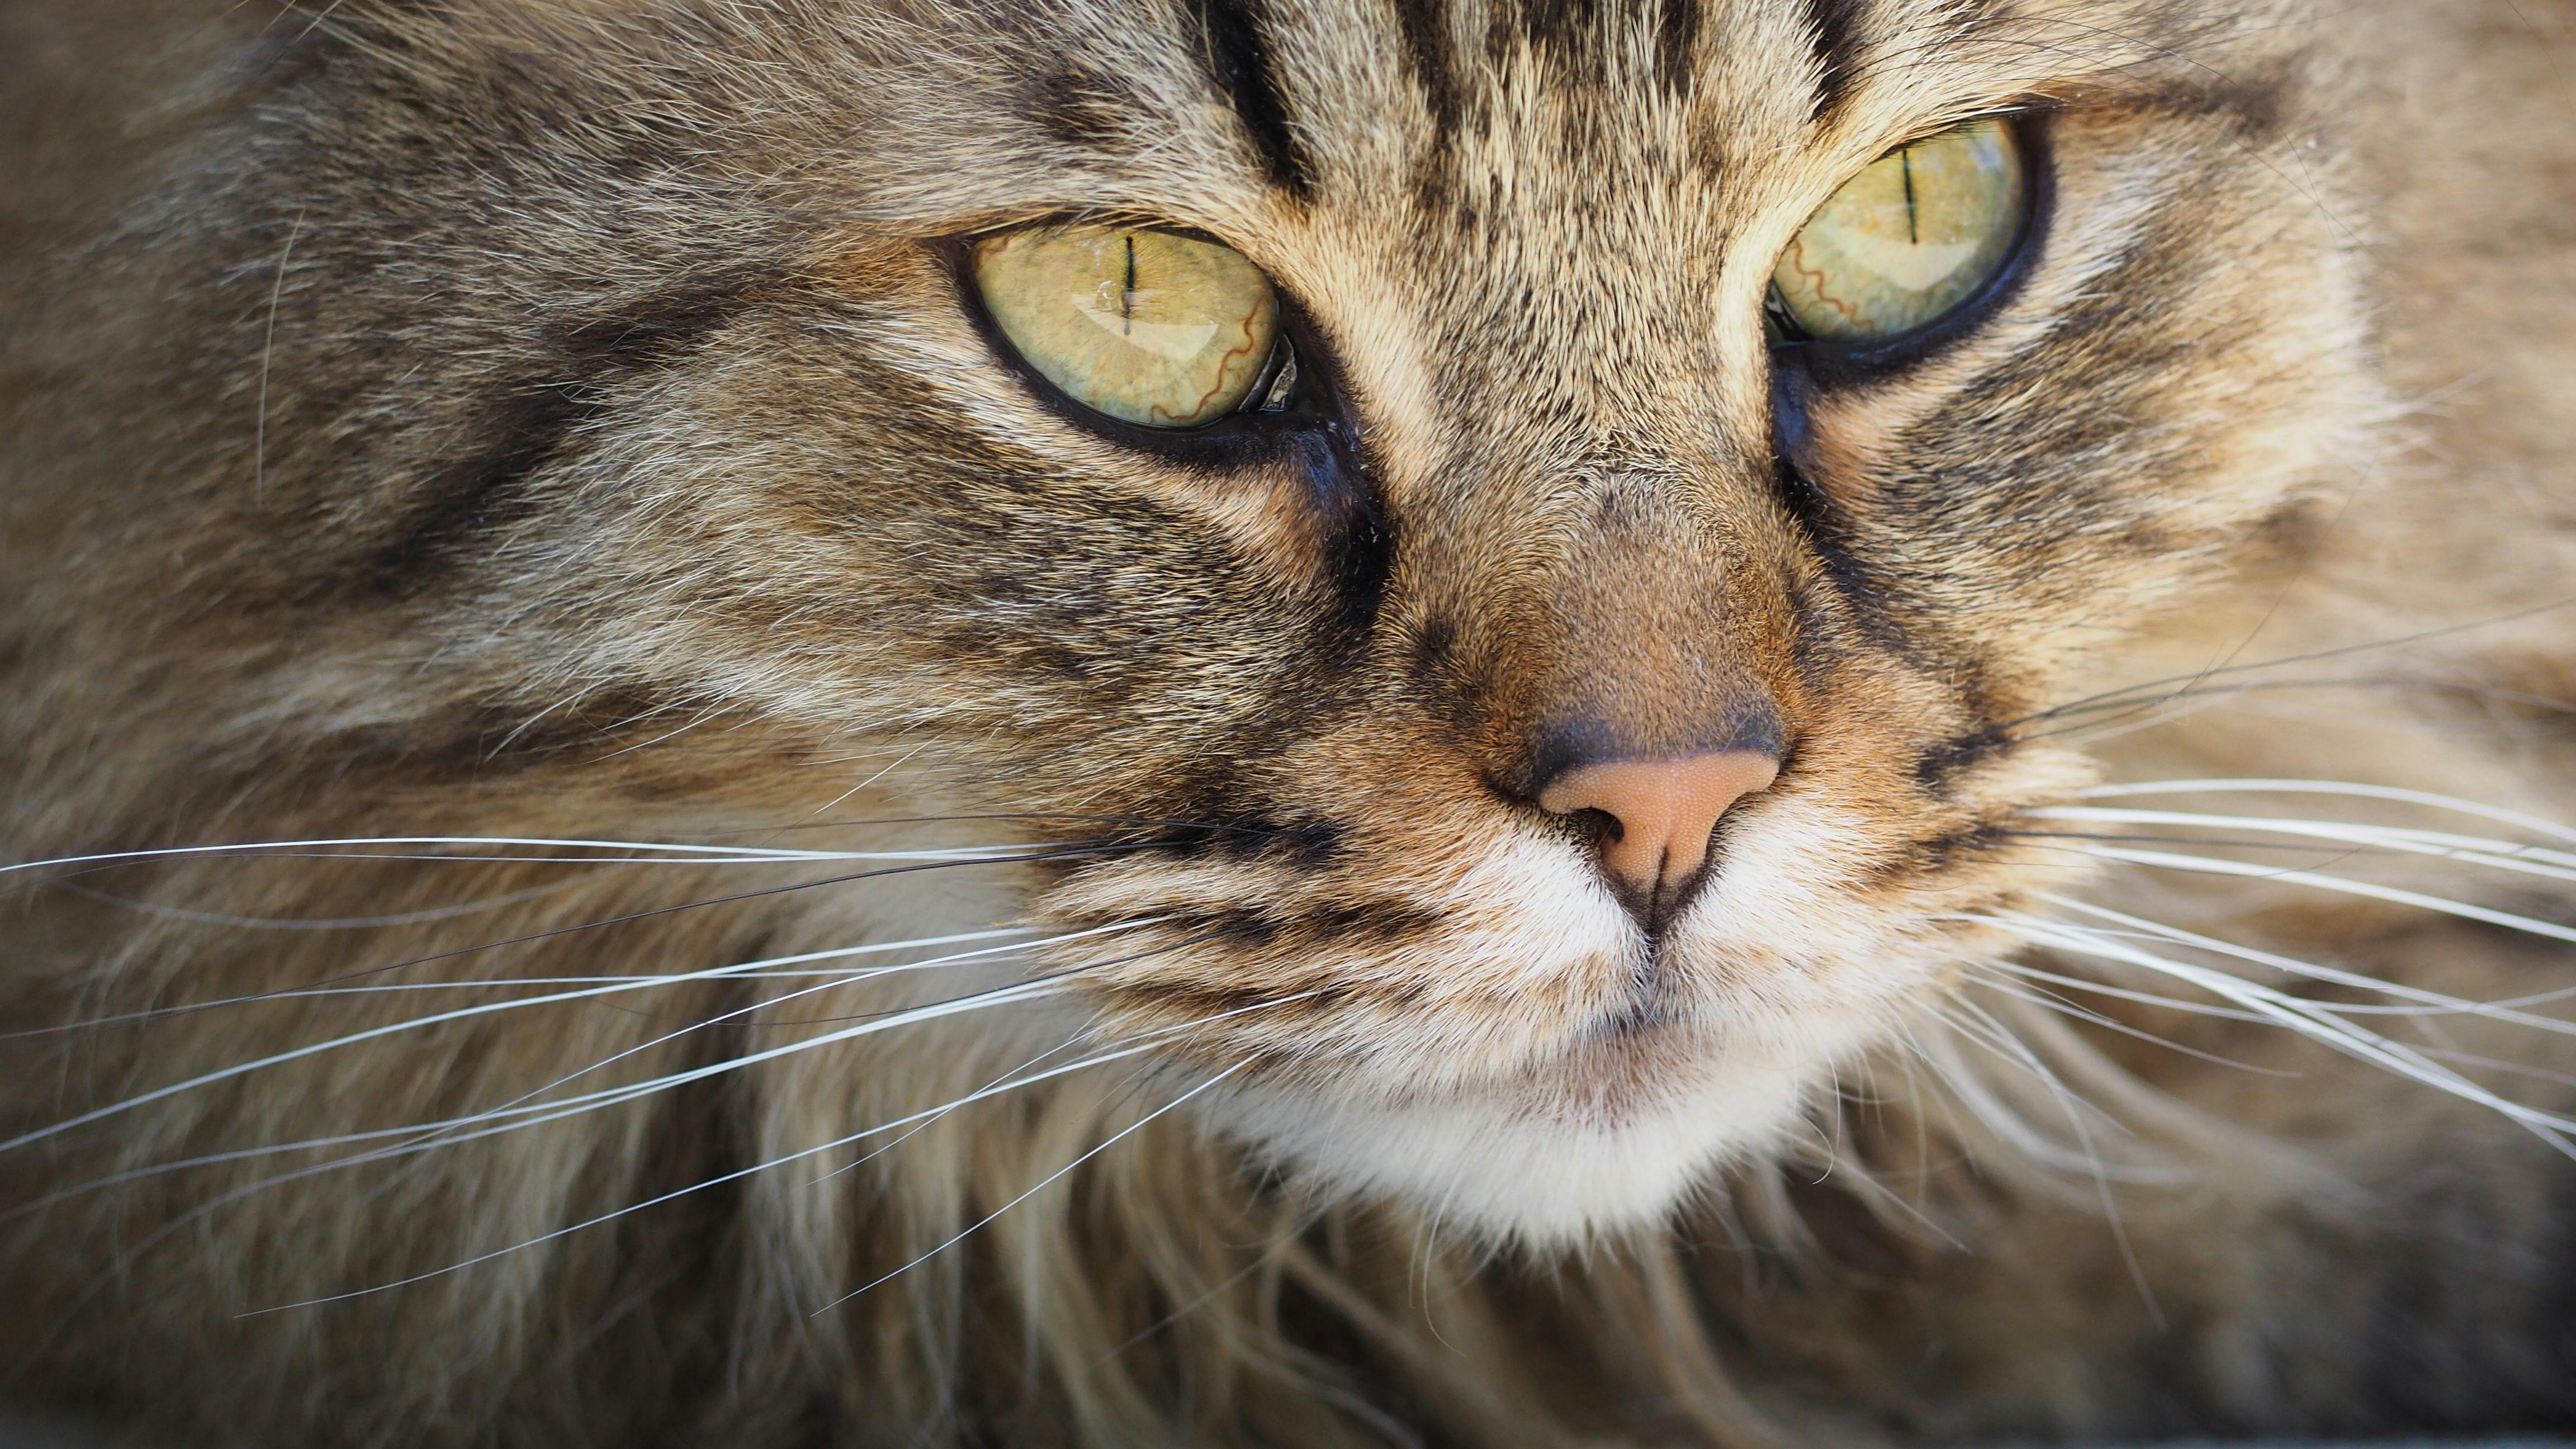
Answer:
[
  {"left": 971, "top": 224, "right": 1287, "bottom": 430},
  {"left": 1769, "top": 117, "right": 2028, "bottom": 346}
]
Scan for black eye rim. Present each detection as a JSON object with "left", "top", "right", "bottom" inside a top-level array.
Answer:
[
  {"left": 1767, "top": 110, "right": 2057, "bottom": 389},
  {"left": 930, "top": 224, "right": 1353, "bottom": 470}
]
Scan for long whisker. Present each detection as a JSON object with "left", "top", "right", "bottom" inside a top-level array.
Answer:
[
  {"left": 0, "top": 924, "right": 1077, "bottom": 1150},
  {"left": 0, "top": 927, "right": 1055, "bottom": 1043},
  {"left": 46, "top": 877, "right": 593, "bottom": 931},
  {"left": 2034, "top": 807, "right": 2576, "bottom": 872},
  {"left": 1985, "top": 673, "right": 2575, "bottom": 743},
  {"left": 376, "top": 920, "right": 1167, "bottom": 1161},
  {"left": 807, "top": 1057, "right": 1254, "bottom": 1318},
  {"left": 0, "top": 835, "right": 1092, "bottom": 877},
  {"left": 2404, "top": 1045, "right": 2576, "bottom": 1095},
  {"left": 12, "top": 988, "right": 1220, "bottom": 1368},
  {"left": 1, "top": 922, "right": 1257, "bottom": 1220},
  {"left": 801, "top": 1021, "right": 1115, "bottom": 1190},
  {"left": 1906, "top": 1000, "right": 2191, "bottom": 1324},
  {"left": 2058, "top": 844, "right": 2576, "bottom": 946},
  {"left": 1976, "top": 913, "right": 2576, "bottom": 1153},
  {"left": 2033, "top": 896, "right": 2576, "bottom": 1035},
  {"left": 370, "top": 920, "right": 1275, "bottom": 1169},
  {"left": 1, "top": 808, "right": 1337, "bottom": 880},
  {"left": 1938, "top": 993, "right": 2169, "bottom": 1317},
  {"left": 205, "top": 1039, "right": 1171, "bottom": 1317},
  {"left": 1909, "top": 1003, "right": 2139, "bottom": 1178},
  {"left": 1968, "top": 596, "right": 2576, "bottom": 743},
  {"left": 1962, "top": 965, "right": 2296, "bottom": 1071},
  {"left": 8, "top": 976, "right": 1072, "bottom": 1218},
  {"left": 2071, "top": 779, "right": 2576, "bottom": 846},
  {"left": 2000, "top": 829, "right": 2392, "bottom": 861},
  {"left": 13, "top": 960, "right": 1097, "bottom": 1008},
  {"left": 234, "top": 1007, "right": 1298, "bottom": 1317},
  {"left": 1088, "top": 1239, "right": 1297, "bottom": 1370},
  {"left": 10, "top": 844, "right": 1153, "bottom": 1031}
]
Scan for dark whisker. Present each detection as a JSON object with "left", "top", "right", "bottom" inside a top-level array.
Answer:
[{"left": 1957, "top": 596, "right": 2576, "bottom": 753}]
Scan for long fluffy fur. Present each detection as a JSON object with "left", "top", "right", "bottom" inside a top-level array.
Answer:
[{"left": 4, "top": 1, "right": 2575, "bottom": 1445}]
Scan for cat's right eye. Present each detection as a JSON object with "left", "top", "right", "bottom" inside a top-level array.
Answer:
[
  {"left": 1768, "top": 117, "right": 2028, "bottom": 345},
  {"left": 970, "top": 224, "right": 1286, "bottom": 431}
]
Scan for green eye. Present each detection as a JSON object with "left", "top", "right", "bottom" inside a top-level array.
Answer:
[
  {"left": 971, "top": 224, "right": 1285, "bottom": 430},
  {"left": 1769, "top": 118, "right": 2028, "bottom": 344}
]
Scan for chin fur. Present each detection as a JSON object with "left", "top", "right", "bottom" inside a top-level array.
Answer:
[{"left": 1201, "top": 1021, "right": 1857, "bottom": 1246}]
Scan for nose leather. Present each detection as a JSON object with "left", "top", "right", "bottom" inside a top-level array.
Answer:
[{"left": 1537, "top": 750, "right": 1781, "bottom": 899}]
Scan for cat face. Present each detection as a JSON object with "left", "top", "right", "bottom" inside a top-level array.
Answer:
[{"left": 216, "top": 0, "right": 2370, "bottom": 1240}]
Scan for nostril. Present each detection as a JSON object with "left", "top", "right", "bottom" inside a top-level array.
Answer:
[
  {"left": 1565, "top": 804, "right": 1625, "bottom": 852},
  {"left": 1537, "top": 750, "right": 1781, "bottom": 902}
]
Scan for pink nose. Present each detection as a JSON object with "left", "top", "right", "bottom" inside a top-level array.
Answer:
[{"left": 1537, "top": 750, "right": 1781, "bottom": 899}]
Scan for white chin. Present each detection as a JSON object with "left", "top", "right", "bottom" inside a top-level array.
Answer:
[{"left": 1204, "top": 1050, "right": 1813, "bottom": 1246}]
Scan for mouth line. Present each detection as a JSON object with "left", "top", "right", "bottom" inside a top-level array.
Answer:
[
  {"left": 1587, "top": 973, "right": 1678, "bottom": 1044},
  {"left": 1600, "top": 1002, "right": 1665, "bottom": 1040}
]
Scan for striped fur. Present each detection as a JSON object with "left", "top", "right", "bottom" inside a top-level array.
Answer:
[{"left": 3, "top": 1, "right": 2574, "bottom": 1445}]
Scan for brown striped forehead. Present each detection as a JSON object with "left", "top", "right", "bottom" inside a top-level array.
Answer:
[
  {"left": 892, "top": 0, "right": 2274, "bottom": 210},
  {"left": 219, "top": 0, "right": 2348, "bottom": 811},
  {"left": 987, "top": 0, "right": 2268, "bottom": 184},
  {"left": 875, "top": 0, "right": 2299, "bottom": 427}
]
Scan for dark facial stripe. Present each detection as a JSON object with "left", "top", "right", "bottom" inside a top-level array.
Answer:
[
  {"left": 1654, "top": 0, "right": 1702, "bottom": 94},
  {"left": 1387, "top": 0, "right": 1462, "bottom": 139},
  {"left": 1194, "top": 0, "right": 1314, "bottom": 200},
  {"left": 1023, "top": 60, "right": 1130, "bottom": 149},
  {"left": 359, "top": 272, "right": 768, "bottom": 595},
  {"left": 1801, "top": 0, "right": 1868, "bottom": 125},
  {"left": 1518, "top": 0, "right": 1600, "bottom": 55},
  {"left": 1912, "top": 711, "right": 2010, "bottom": 794},
  {"left": 1769, "top": 371, "right": 1907, "bottom": 653},
  {"left": 355, "top": 380, "right": 588, "bottom": 596}
]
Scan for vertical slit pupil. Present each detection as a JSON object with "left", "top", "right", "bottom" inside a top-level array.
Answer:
[
  {"left": 1900, "top": 146, "right": 1917, "bottom": 245},
  {"left": 1121, "top": 234, "right": 1137, "bottom": 334}
]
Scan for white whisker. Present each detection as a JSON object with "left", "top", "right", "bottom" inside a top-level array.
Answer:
[
  {"left": 1974, "top": 912, "right": 2576, "bottom": 1154},
  {"left": 1910, "top": 1004, "right": 2143, "bottom": 1180},
  {"left": 807, "top": 1057, "right": 1254, "bottom": 1318},
  {"left": 2, "top": 925, "right": 1047, "bottom": 1041},
  {"left": 2, "top": 923, "right": 1211, "bottom": 1222},
  {"left": 376, "top": 917, "right": 1206, "bottom": 1169},
  {"left": 48, "top": 878, "right": 591, "bottom": 931},
  {"left": 1, "top": 971, "right": 956, "bottom": 1039},
  {"left": 235, "top": 1003, "right": 1302, "bottom": 1316},
  {"left": 2029, "top": 806, "right": 2576, "bottom": 882},
  {"left": 1973, "top": 957, "right": 2269, "bottom": 1024},
  {"left": 224, "top": 1039, "right": 1177, "bottom": 1316},
  {"left": 1, "top": 835, "right": 1110, "bottom": 878},
  {"left": 0, "top": 924, "right": 1092, "bottom": 1151},
  {"left": 2404, "top": 1045, "right": 2576, "bottom": 1095},
  {"left": 2075, "top": 779, "right": 2576, "bottom": 846},
  {"left": 2025, "top": 899, "right": 2576, "bottom": 1034},
  {"left": 1963, "top": 966, "right": 2297, "bottom": 1073},
  {"left": 1933, "top": 996, "right": 2167, "bottom": 1318},
  {"left": 4, "top": 968, "right": 1067, "bottom": 1224},
  {"left": 2064, "top": 844, "right": 2576, "bottom": 946}
]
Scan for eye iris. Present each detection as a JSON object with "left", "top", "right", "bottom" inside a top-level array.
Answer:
[
  {"left": 972, "top": 225, "right": 1281, "bottom": 429},
  {"left": 1770, "top": 118, "right": 2026, "bottom": 344}
]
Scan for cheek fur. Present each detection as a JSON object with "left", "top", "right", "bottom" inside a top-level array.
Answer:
[{"left": 25, "top": 3, "right": 2575, "bottom": 1445}]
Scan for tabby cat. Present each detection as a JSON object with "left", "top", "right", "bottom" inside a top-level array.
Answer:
[{"left": 4, "top": 0, "right": 2575, "bottom": 1445}]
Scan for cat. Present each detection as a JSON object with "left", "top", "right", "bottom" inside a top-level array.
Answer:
[{"left": 3, "top": 0, "right": 2575, "bottom": 1445}]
